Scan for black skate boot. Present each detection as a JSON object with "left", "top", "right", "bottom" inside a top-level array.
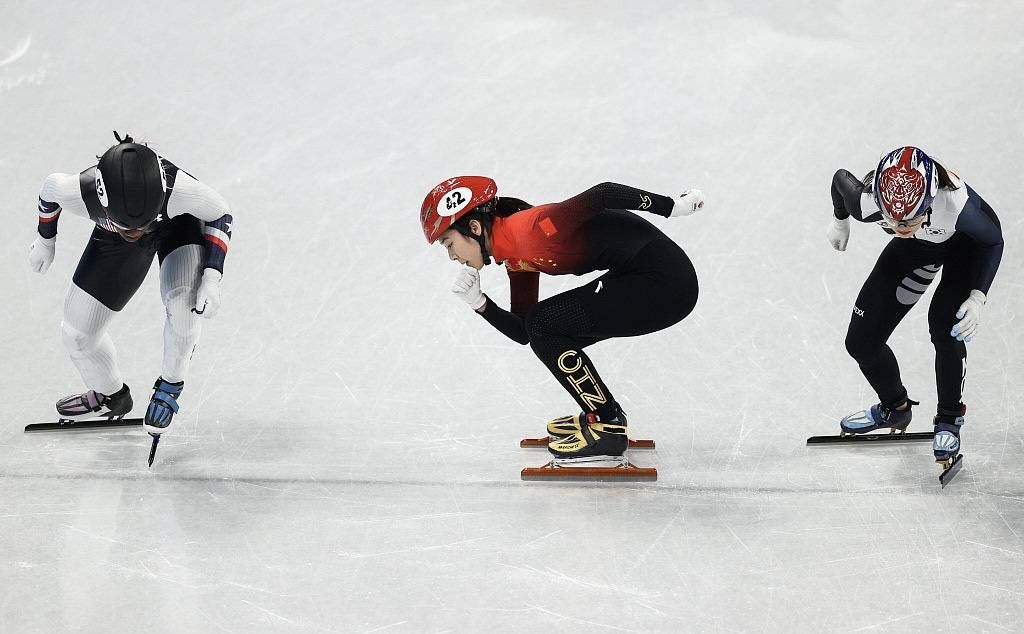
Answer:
[
  {"left": 548, "top": 404, "right": 628, "bottom": 462},
  {"left": 840, "top": 398, "right": 919, "bottom": 436},
  {"left": 933, "top": 403, "right": 966, "bottom": 467},
  {"left": 55, "top": 384, "right": 133, "bottom": 421}
]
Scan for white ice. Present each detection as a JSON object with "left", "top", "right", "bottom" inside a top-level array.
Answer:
[{"left": 2, "top": 2, "right": 1023, "bottom": 632}]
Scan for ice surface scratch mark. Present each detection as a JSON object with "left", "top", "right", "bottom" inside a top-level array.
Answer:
[
  {"left": 964, "top": 614, "right": 1015, "bottom": 631},
  {"left": 235, "top": 480, "right": 285, "bottom": 493},
  {"left": 0, "top": 37, "right": 31, "bottom": 67},
  {"left": 972, "top": 490, "right": 1024, "bottom": 504},
  {"left": 634, "top": 509, "right": 681, "bottom": 564},
  {"left": 336, "top": 536, "right": 488, "bottom": 558},
  {"left": 963, "top": 540, "right": 1024, "bottom": 558},
  {"left": 963, "top": 580, "right": 1024, "bottom": 597},
  {"left": 851, "top": 611, "right": 924, "bottom": 631},
  {"left": 195, "top": 607, "right": 235, "bottom": 634},
  {"left": 360, "top": 623, "right": 410, "bottom": 634},
  {"left": 820, "top": 273, "right": 832, "bottom": 304},
  {"left": 235, "top": 423, "right": 270, "bottom": 460},
  {"left": 520, "top": 529, "right": 564, "bottom": 547},
  {"left": 725, "top": 523, "right": 751, "bottom": 553},
  {"left": 128, "top": 562, "right": 209, "bottom": 590},
  {"left": 750, "top": 551, "right": 880, "bottom": 574},
  {"left": 333, "top": 371, "right": 359, "bottom": 403},
  {"left": 993, "top": 507, "right": 1021, "bottom": 539},
  {"left": 503, "top": 564, "right": 651, "bottom": 600},
  {"left": 524, "top": 604, "right": 643, "bottom": 633},
  {"left": 629, "top": 598, "right": 672, "bottom": 618},
  {"left": 66, "top": 524, "right": 134, "bottom": 548},
  {"left": 240, "top": 600, "right": 296, "bottom": 624}
]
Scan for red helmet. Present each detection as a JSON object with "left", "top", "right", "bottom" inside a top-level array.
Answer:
[{"left": 420, "top": 176, "right": 497, "bottom": 244}]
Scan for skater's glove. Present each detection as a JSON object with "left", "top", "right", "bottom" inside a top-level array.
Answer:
[
  {"left": 951, "top": 289, "right": 986, "bottom": 342},
  {"left": 671, "top": 188, "right": 705, "bottom": 217},
  {"left": 193, "top": 268, "right": 222, "bottom": 318},
  {"left": 826, "top": 217, "right": 850, "bottom": 251},
  {"left": 28, "top": 235, "right": 56, "bottom": 273},
  {"left": 451, "top": 266, "right": 486, "bottom": 311}
]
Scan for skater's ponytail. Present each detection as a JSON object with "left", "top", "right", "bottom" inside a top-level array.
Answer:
[
  {"left": 450, "top": 196, "right": 533, "bottom": 239},
  {"left": 933, "top": 160, "right": 962, "bottom": 191}
]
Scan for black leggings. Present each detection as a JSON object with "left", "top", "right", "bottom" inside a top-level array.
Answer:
[
  {"left": 72, "top": 216, "right": 204, "bottom": 311},
  {"left": 845, "top": 236, "right": 975, "bottom": 411},
  {"left": 524, "top": 239, "right": 698, "bottom": 418}
]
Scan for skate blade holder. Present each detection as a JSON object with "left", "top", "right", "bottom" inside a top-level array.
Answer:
[
  {"left": 520, "top": 436, "right": 656, "bottom": 449},
  {"left": 24, "top": 417, "right": 143, "bottom": 433},
  {"left": 806, "top": 430, "right": 934, "bottom": 445},
  {"left": 521, "top": 456, "right": 657, "bottom": 482}
]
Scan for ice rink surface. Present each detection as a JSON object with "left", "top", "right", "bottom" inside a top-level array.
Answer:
[{"left": 2, "top": 2, "right": 1023, "bottom": 632}]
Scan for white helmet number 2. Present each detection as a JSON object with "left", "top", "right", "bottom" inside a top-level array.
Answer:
[
  {"left": 436, "top": 187, "right": 473, "bottom": 217},
  {"left": 95, "top": 170, "right": 110, "bottom": 208}
]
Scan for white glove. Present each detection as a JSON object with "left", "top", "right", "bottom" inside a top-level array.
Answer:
[
  {"left": 671, "top": 188, "right": 705, "bottom": 217},
  {"left": 826, "top": 217, "right": 850, "bottom": 251},
  {"left": 193, "top": 268, "right": 223, "bottom": 318},
  {"left": 951, "top": 290, "right": 986, "bottom": 342},
  {"left": 28, "top": 235, "right": 57, "bottom": 273},
  {"left": 451, "top": 266, "right": 486, "bottom": 311}
]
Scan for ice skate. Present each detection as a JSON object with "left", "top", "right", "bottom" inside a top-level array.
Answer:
[
  {"left": 143, "top": 377, "right": 184, "bottom": 436},
  {"left": 839, "top": 399, "right": 919, "bottom": 436},
  {"left": 933, "top": 404, "right": 966, "bottom": 468},
  {"left": 524, "top": 406, "right": 656, "bottom": 480},
  {"left": 55, "top": 384, "right": 133, "bottom": 422},
  {"left": 548, "top": 406, "right": 629, "bottom": 463},
  {"left": 521, "top": 412, "right": 656, "bottom": 449}
]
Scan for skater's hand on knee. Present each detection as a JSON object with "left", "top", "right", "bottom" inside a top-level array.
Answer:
[
  {"left": 28, "top": 235, "right": 56, "bottom": 273},
  {"left": 671, "top": 189, "right": 705, "bottom": 217},
  {"left": 451, "top": 267, "right": 486, "bottom": 311},
  {"left": 952, "top": 289, "right": 986, "bottom": 342},
  {"left": 826, "top": 217, "right": 850, "bottom": 251},
  {"left": 193, "top": 268, "right": 223, "bottom": 318}
]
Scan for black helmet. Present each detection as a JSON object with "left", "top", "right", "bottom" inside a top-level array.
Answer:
[{"left": 96, "top": 132, "right": 166, "bottom": 229}]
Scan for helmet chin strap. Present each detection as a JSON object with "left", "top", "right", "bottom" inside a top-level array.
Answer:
[
  {"left": 474, "top": 232, "right": 492, "bottom": 265},
  {"left": 466, "top": 220, "right": 492, "bottom": 266}
]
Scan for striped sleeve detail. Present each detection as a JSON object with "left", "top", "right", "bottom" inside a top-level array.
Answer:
[
  {"left": 37, "top": 197, "right": 61, "bottom": 239},
  {"left": 202, "top": 213, "right": 233, "bottom": 273}
]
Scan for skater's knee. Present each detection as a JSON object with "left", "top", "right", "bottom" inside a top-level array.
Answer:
[
  {"left": 525, "top": 306, "right": 569, "bottom": 359},
  {"left": 931, "top": 333, "right": 958, "bottom": 350},
  {"left": 845, "top": 331, "right": 879, "bottom": 363},
  {"left": 164, "top": 284, "right": 198, "bottom": 318},
  {"left": 672, "top": 281, "right": 698, "bottom": 321},
  {"left": 60, "top": 320, "right": 101, "bottom": 354},
  {"left": 928, "top": 321, "right": 959, "bottom": 347},
  {"left": 163, "top": 285, "right": 200, "bottom": 336},
  {"left": 524, "top": 302, "right": 555, "bottom": 341},
  {"left": 525, "top": 297, "right": 589, "bottom": 340}
]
